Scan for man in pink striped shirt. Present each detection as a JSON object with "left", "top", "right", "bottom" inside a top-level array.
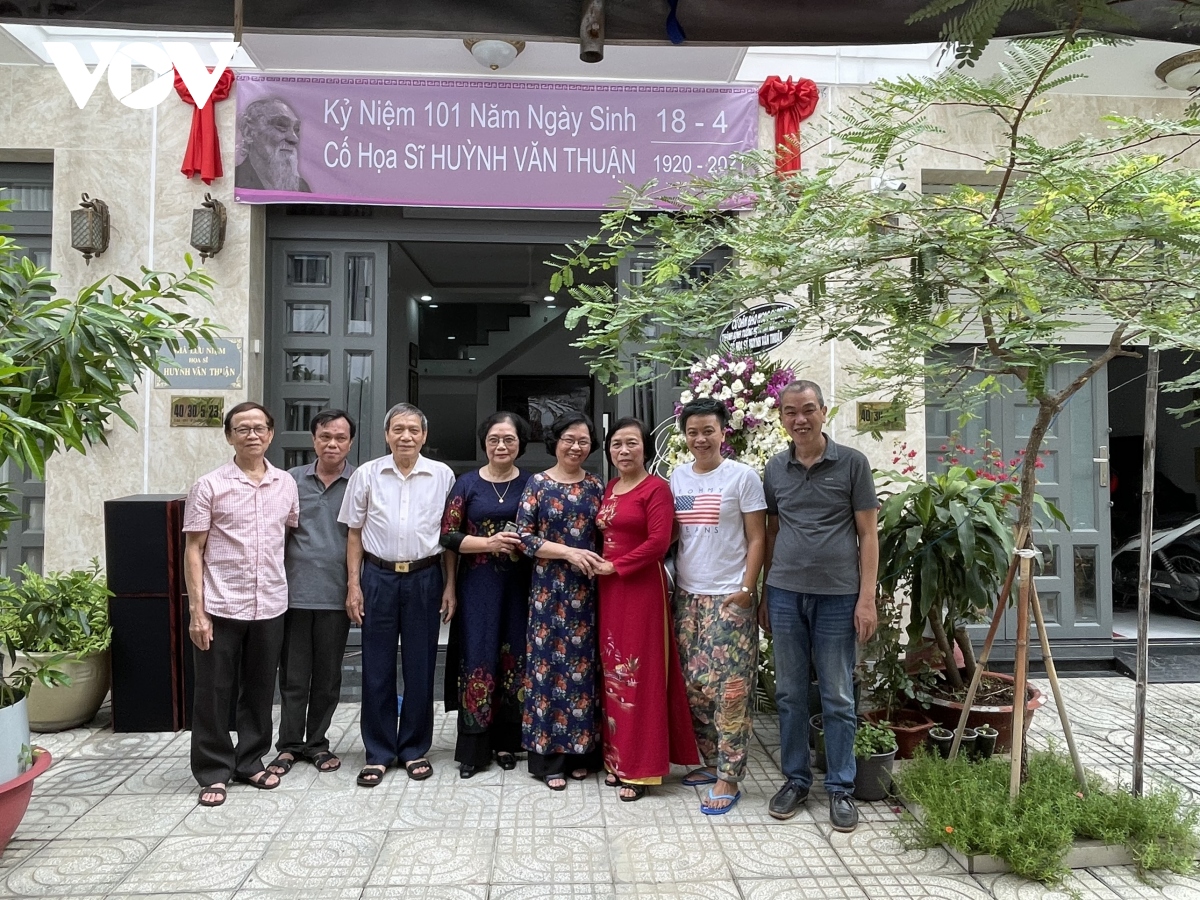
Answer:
[{"left": 183, "top": 401, "right": 300, "bottom": 808}]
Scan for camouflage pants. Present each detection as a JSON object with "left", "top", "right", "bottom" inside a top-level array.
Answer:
[{"left": 672, "top": 588, "right": 757, "bottom": 783}]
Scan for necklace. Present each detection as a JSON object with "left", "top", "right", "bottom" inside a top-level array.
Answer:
[{"left": 486, "top": 466, "right": 517, "bottom": 504}]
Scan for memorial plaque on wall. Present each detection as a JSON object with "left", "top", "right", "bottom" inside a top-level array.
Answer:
[
  {"left": 170, "top": 396, "right": 224, "bottom": 427},
  {"left": 155, "top": 338, "right": 244, "bottom": 390},
  {"left": 856, "top": 401, "right": 906, "bottom": 432}
]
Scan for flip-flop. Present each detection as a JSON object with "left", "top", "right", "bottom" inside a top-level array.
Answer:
[
  {"left": 266, "top": 754, "right": 295, "bottom": 776},
  {"left": 618, "top": 782, "right": 647, "bottom": 802},
  {"left": 604, "top": 772, "right": 621, "bottom": 787},
  {"left": 545, "top": 774, "right": 568, "bottom": 791},
  {"left": 405, "top": 758, "right": 434, "bottom": 781},
  {"left": 568, "top": 768, "right": 590, "bottom": 780},
  {"left": 495, "top": 752, "right": 518, "bottom": 771},
  {"left": 682, "top": 768, "right": 718, "bottom": 787},
  {"left": 233, "top": 771, "right": 280, "bottom": 790},
  {"left": 357, "top": 765, "right": 386, "bottom": 787},
  {"left": 308, "top": 751, "right": 341, "bottom": 773},
  {"left": 197, "top": 785, "right": 226, "bottom": 807},
  {"left": 701, "top": 789, "right": 742, "bottom": 816}
]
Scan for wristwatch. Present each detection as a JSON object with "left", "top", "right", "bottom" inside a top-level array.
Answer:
[{"left": 738, "top": 586, "right": 752, "bottom": 595}]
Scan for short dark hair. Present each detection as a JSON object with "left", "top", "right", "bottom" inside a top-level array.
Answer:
[
  {"left": 310, "top": 408, "right": 356, "bottom": 439},
  {"left": 605, "top": 416, "right": 656, "bottom": 465},
  {"left": 478, "top": 411, "right": 531, "bottom": 458},
  {"left": 779, "top": 379, "right": 826, "bottom": 407},
  {"left": 545, "top": 412, "right": 597, "bottom": 456},
  {"left": 224, "top": 401, "right": 274, "bottom": 436},
  {"left": 678, "top": 397, "right": 729, "bottom": 433}
]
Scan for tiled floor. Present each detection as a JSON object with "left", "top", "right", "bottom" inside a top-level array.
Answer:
[{"left": 5, "top": 677, "right": 1200, "bottom": 899}]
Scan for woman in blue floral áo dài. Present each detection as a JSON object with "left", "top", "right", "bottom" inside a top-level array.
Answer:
[
  {"left": 516, "top": 412, "right": 607, "bottom": 791},
  {"left": 441, "top": 413, "right": 534, "bottom": 778}
]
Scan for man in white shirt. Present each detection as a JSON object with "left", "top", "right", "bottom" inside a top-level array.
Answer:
[{"left": 338, "top": 403, "right": 455, "bottom": 786}]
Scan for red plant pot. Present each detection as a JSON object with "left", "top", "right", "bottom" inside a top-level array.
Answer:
[
  {"left": 862, "top": 708, "right": 936, "bottom": 760},
  {"left": 0, "top": 748, "right": 52, "bottom": 853},
  {"left": 924, "top": 671, "right": 1044, "bottom": 753}
]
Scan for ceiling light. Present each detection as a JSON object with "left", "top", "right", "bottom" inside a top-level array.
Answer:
[
  {"left": 464, "top": 38, "right": 525, "bottom": 71},
  {"left": 428, "top": 303, "right": 439, "bottom": 309},
  {"left": 547, "top": 304, "right": 557, "bottom": 309},
  {"left": 447, "top": 335, "right": 456, "bottom": 340},
  {"left": 1156, "top": 50, "right": 1200, "bottom": 92},
  {"left": 420, "top": 294, "right": 432, "bottom": 302},
  {"left": 543, "top": 294, "right": 555, "bottom": 302}
]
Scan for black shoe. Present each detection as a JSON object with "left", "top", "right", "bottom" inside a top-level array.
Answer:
[
  {"left": 829, "top": 792, "right": 858, "bottom": 833},
  {"left": 459, "top": 764, "right": 476, "bottom": 779},
  {"left": 769, "top": 781, "right": 809, "bottom": 820}
]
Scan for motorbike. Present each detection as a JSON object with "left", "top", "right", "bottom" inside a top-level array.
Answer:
[{"left": 1112, "top": 514, "right": 1200, "bottom": 620}]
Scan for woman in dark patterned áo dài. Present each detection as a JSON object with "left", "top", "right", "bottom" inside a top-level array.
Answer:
[
  {"left": 516, "top": 412, "right": 607, "bottom": 791},
  {"left": 441, "top": 412, "right": 534, "bottom": 778}
]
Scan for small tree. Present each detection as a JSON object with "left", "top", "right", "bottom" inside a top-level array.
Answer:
[{"left": 555, "top": 34, "right": 1200, "bottom": 568}]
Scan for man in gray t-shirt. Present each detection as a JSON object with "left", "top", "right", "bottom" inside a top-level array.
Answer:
[
  {"left": 268, "top": 409, "right": 356, "bottom": 777},
  {"left": 762, "top": 381, "right": 879, "bottom": 834}
]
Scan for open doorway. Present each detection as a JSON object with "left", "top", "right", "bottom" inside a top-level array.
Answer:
[{"left": 1108, "top": 350, "right": 1200, "bottom": 640}]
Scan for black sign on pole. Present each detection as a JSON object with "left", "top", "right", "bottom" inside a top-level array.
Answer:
[{"left": 719, "top": 302, "right": 796, "bottom": 354}]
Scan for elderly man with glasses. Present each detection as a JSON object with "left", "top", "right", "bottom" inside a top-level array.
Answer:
[{"left": 183, "top": 401, "right": 300, "bottom": 808}]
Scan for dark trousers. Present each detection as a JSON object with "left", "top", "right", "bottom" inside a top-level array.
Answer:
[
  {"left": 276, "top": 607, "right": 352, "bottom": 758},
  {"left": 190, "top": 612, "right": 285, "bottom": 786},
  {"left": 360, "top": 561, "right": 442, "bottom": 767}
]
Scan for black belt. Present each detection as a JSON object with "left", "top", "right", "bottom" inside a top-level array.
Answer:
[{"left": 364, "top": 552, "right": 440, "bottom": 574}]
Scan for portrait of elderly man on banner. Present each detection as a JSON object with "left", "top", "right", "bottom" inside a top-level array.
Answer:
[{"left": 235, "top": 97, "right": 312, "bottom": 193}]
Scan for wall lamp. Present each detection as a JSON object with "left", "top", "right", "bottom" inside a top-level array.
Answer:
[
  {"left": 70, "top": 193, "right": 109, "bottom": 264},
  {"left": 190, "top": 193, "right": 227, "bottom": 262}
]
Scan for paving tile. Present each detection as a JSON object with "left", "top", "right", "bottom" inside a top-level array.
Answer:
[
  {"left": 280, "top": 788, "right": 397, "bottom": 833},
  {"left": 74, "top": 730, "right": 180, "bottom": 759},
  {"left": 234, "top": 891, "right": 360, "bottom": 900},
  {"left": 599, "top": 782, "right": 717, "bottom": 828},
  {"left": 172, "top": 790, "right": 299, "bottom": 836},
  {"left": 389, "top": 781, "right": 501, "bottom": 829},
  {"left": 242, "top": 830, "right": 383, "bottom": 890},
  {"left": 116, "top": 755, "right": 197, "bottom": 795},
  {"left": 27, "top": 727, "right": 92, "bottom": 763},
  {"left": 108, "top": 893, "right": 234, "bottom": 900},
  {"left": 712, "top": 823, "right": 848, "bottom": 879},
  {"left": 975, "top": 871, "right": 1124, "bottom": 899},
  {"left": 739, "top": 877, "right": 871, "bottom": 900},
  {"left": 492, "top": 886, "right": 617, "bottom": 900},
  {"left": 35, "top": 756, "right": 144, "bottom": 795},
  {"left": 115, "top": 833, "right": 275, "bottom": 893},
  {"left": 360, "top": 887, "right": 486, "bottom": 900},
  {"left": 0, "top": 839, "right": 48, "bottom": 876},
  {"left": 61, "top": 792, "right": 196, "bottom": 838},
  {"left": 829, "top": 819, "right": 960, "bottom": 875},
  {"left": 853, "top": 873, "right": 1004, "bottom": 899},
  {"left": 3, "top": 837, "right": 152, "bottom": 896},
  {"left": 492, "top": 827, "right": 611, "bottom": 884},
  {"left": 499, "top": 777, "right": 607, "bottom": 828},
  {"left": 1089, "top": 866, "right": 1200, "bottom": 899},
  {"left": 609, "top": 823, "right": 729, "bottom": 884},
  {"left": 12, "top": 794, "right": 101, "bottom": 840},
  {"left": 614, "top": 884, "right": 741, "bottom": 899},
  {"left": 366, "top": 828, "right": 495, "bottom": 886}
]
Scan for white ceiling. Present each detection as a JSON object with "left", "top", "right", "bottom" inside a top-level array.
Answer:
[{"left": 2, "top": 24, "right": 1197, "bottom": 96}]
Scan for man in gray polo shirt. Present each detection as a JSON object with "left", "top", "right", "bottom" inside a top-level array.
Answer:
[
  {"left": 268, "top": 409, "right": 356, "bottom": 776},
  {"left": 762, "top": 380, "right": 879, "bottom": 832}
]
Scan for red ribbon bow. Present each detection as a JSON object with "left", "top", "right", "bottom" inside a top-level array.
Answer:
[
  {"left": 175, "top": 68, "right": 236, "bottom": 185},
  {"left": 757, "top": 75, "right": 819, "bottom": 173}
]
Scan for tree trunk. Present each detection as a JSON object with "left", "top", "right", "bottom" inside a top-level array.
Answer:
[
  {"left": 954, "top": 625, "right": 977, "bottom": 683},
  {"left": 929, "top": 611, "right": 963, "bottom": 690}
]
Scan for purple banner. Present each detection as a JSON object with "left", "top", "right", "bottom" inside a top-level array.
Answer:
[{"left": 233, "top": 74, "right": 759, "bottom": 209}]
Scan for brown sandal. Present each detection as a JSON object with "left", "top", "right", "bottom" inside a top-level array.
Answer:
[{"left": 197, "top": 784, "right": 227, "bottom": 807}]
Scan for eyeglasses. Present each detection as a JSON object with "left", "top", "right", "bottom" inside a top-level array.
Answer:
[
  {"left": 232, "top": 425, "right": 272, "bottom": 437},
  {"left": 486, "top": 436, "right": 519, "bottom": 447},
  {"left": 559, "top": 438, "right": 591, "bottom": 448}
]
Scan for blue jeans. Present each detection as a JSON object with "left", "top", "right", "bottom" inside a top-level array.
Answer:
[
  {"left": 767, "top": 588, "right": 858, "bottom": 794},
  {"left": 360, "top": 561, "right": 443, "bottom": 767}
]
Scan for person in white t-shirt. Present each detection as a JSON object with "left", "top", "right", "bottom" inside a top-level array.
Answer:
[{"left": 669, "top": 397, "right": 768, "bottom": 816}]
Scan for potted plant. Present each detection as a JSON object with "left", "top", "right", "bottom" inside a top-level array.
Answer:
[
  {"left": 876, "top": 463, "right": 1050, "bottom": 751},
  {"left": 853, "top": 721, "right": 898, "bottom": 802},
  {"left": 0, "top": 560, "right": 112, "bottom": 732},
  {"left": 860, "top": 588, "right": 936, "bottom": 759}
]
